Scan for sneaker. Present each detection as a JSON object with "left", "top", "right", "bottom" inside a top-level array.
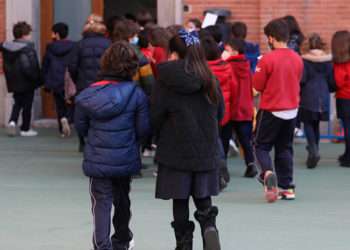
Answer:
[
  {"left": 142, "top": 148, "right": 155, "bottom": 157},
  {"left": 204, "top": 227, "right": 221, "bottom": 250},
  {"left": 244, "top": 163, "right": 258, "bottom": 178},
  {"left": 279, "top": 189, "right": 296, "bottom": 200},
  {"left": 128, "top": 239, "right": 135, "bottom": 250},
  {"left": 263, "top": 171, "right": 278, "bottom": 203},
  {"left": 6, "top": 121, "right": 17, "bottom": 137},
  {"left": 20, "top": 129, "right": 38, "bottom": 137},
  {"left": 60, "top": 117, "right": 71, "bottom": 137},
  {"left": 294, "top": 128, "right": 304, "bottom": 137},
  {"left": 306, "top": 154, "right": 320, "bottom": 169}
]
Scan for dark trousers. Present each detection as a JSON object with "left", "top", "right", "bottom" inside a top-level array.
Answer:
[
  {"left": 232, "top": 121, "right": 255, "bottom": 166},
  {"left": 219, "top": 122, "right": 234, "bottom": 157},
  {"left": 303, "top": 120, "right": 320, "bottom": 150},
  {"left": 254, "top": 110, "right": 296, "bottom": 189},
  {"left": 53, "top": 92, "right": 68, "bottom": 133},
  {"left": 89, "top": 177, "right": 133, "bottom": 250},
  {"left": 173, "top": 197, "right": 212, "bottom": 223},
  {"left": 9, "top": 91, "right": 35, "bottom": 131},
  {"left": 341, "top": 117, "right": 350, "bottom": 159}
]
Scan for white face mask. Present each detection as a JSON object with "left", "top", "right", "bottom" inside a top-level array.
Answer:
[{"left": 130, "top": 36, "right": 139, "bottom": 45}]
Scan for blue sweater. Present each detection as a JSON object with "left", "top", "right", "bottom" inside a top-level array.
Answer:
[{"left": 75, "top": 80, "right": 150, "bottom": 177}]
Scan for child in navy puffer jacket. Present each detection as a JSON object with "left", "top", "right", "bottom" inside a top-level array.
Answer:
[{"left": 75, "top": 41, "right": 150, "bottom": 250}]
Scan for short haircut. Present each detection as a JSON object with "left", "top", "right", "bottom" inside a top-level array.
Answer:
[
  {"left": 332, "top": 30, "right": 350, "bottom": 64},
  {"left": 264, "top": 18, "right": 289, "bottom": 42},
  {"left": 201, "top": 36, "right": 221, "bottom": 61},
  {"left": 112, "top": 19, "right": 140, "bottom": 42},
  {"left": 188, "top": 18, "right": 202, "bottom": 29},
  {"left": 83, "top": 14, "right": 106, "bottom": 35},
  {"left": 101, "top": 41, "right": 139, "bottom": 79},
  {"left": 232, "top": 22, "right": 247, "bottom": 40},
  {"left": 52, "top": 22, "right": 69, "bottom": 39},
  {"left": 226, "top": 38, "right": 245, "bottom": 54},
  {"left": 13, "top": 21, "right": 32, "bottom": 39},
  {"left": 204, "top": 25, "right": 223, "bottom": 44}
]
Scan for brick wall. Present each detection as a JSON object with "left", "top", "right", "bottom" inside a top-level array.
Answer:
[
  {"left": 0, "top": 0, "right": 5, "bottom": 72},
  {"left": 184, "top": 0, "right": 350, "bottom": 52}
]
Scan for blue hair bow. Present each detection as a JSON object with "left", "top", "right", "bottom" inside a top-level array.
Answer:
[{"left": 178, "top": 29, "right": 200, "bottom": 47}]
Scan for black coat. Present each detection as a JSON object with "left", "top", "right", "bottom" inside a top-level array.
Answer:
[
  {"left": 68, "top": 32, "right": 111, "bottom": 92},
  {"left": 0, "top": 40, "right": 42, "bottom": 93},
  {"left": 151, "top": 60, "right": 224, "bottom": 172},
  {"left": 300, "top": 51, "right": 334, "bottom": 114},
  {"left": 42, "top": 40, "right": 75, "bottom": 93}
]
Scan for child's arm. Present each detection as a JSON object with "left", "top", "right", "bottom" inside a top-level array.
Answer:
[
  {"left": 135, "top": 88, "right": 151, "bottom": 141},
  {"left": 252, "top": 56, "right": 268, "bottom": 92}
]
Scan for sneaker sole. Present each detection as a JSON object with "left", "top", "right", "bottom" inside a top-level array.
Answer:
[
  {"left": 204, "top": 227, "right": 221, "bottom": 250},
  {"left": 264, "top": 173, "right": 278, "bottom": 203},
  {"left": 61, "top": 119, "right": 71, "bottom": 137},
  {"left": 6, "top": 127, "right": 17, "bottom": 137}
]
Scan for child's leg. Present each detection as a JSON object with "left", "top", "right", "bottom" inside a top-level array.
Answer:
[
  {"left": 341, "top": 117, "right": 350, "bottom": 159},
  {"left": 89, "top": 177, "right": 113, "bottom": 250},
  {"left": 234, "top": 121, "right": 255, "bottom": 166},
  {"left": 274, "top": 118, "right": 296, "bottom": 190},
  {"left": 9, "top": 92, "right": 23, "bottom": 124},
  {"left": 111, "top": 177, "right": 133, "bottom": 248},
  {"left": 219, "top": 121, "right": 234, "bottom": 157},
  {"left": 53, "top": 91, "right": 68, "bottom": 133},
  {"left": 172, "top": 198, "right": 194, "bottom": 249},
  {"left": 20, "top": 91, "right": 34, "bottom": 132},
  {"left": 303, "top": 120, "right": 317, "bottom": 149}
]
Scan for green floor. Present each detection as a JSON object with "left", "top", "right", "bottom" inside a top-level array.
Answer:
[{"left": 0, "top": 129, "right": 349, "bottom": 250}]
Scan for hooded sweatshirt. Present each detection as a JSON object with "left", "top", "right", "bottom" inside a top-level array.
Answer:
[
  {"left": 152, "top": 60, "right": 224, "bottom": 172},
  {"left": 208, "top": 59, "right": 237, "bottom": 126},
  {"left": 75, "top": 78, "right": 150, "bottom": 178},
  {"left": 42, "top": 40, "right": 75, "bottom": 93},
  {"left": 0, "top": 40, "right": 41, "bottom": 93},
  {"left": 334, "top": 61, "right": 350, "bottom": 100},
  {"left": 225, "top": 54, "right": 254, "bottom": 121}
]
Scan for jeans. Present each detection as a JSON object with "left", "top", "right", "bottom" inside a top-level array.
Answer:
[
  {"left": 9, "top": 91, "right": 35, "bottom": 131},
  {"left": 53, "top": 91, "right": 68, "bottom": 133}
]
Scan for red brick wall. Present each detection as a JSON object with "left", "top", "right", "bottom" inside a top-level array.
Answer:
[
  {"left": 0, "top": 0, "right": 5, "bottom": 72},
  {"left": 184, "top": 0, "right": 350, "bottom": 52}
]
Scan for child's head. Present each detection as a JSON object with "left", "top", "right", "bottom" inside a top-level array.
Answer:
[
  {"left": 112, "top": 19, "right": 140, "bottom": 44},
  {"left": 200, "top": 36, "right": 221, "bottom": 61},
  {"left": 225, "top": 38, "right": 245, "bottom": 56},
  {"left": 52, "top": 22, "right": 69, "bottom": 40},
  {"left": 186, "top": 18, "right": 202, "bottom": 32},
  {"left": 203, "top": 25, "right": 223, "bottom": 44},
  {"left": 149, "top": 27, "right": 172, "bottom": 49},
  {"left": 302, "top": 33, "right": 326, "bottom": 53},
  {"left": 13, "top": 21, "right": 32, "bottom": 40},
  {"left": 100, "top": 41, "right": 139, "bottom": 80},
  {"left": 83, "top": 14, "right": 106, "bottom": 35},
  {"left": 264, "top": 18, "right": 289, "bottom": 49},
  {"left": 232, "top": 22, "right": 247, "bottom": 40},
  {"left": 332, "top": 30, "right": 350, "bottom": 64}
]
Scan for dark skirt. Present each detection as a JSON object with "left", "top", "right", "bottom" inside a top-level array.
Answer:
[
  {"left": 299, "top": 108, "right": 329, "bottom": 122},
  {"left": 155, "top": 165, "right": 220, "bottom": 200},
  {"left": 336, "top": 99, "right": 350, "bottom": 119}
]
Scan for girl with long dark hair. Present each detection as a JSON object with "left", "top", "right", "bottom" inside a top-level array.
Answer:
[{"left": 151, "top": 30, "right": 223, "bottom": 250}]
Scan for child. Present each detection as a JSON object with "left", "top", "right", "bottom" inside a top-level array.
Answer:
[
  {"left": 0, "top": 21, "right": 41, "bottom": 137},
  {"left": 224, "top": 38, "right": 257, "bottom": 178},
  {"left": 253, "top": 18, "right": 303, "bottom": 202},
  {"left": 75, "top": 41, "right": 150, "bottom": 250},
  {"left": 42, "top": 22, "right": 75, "bottom": 137},
  {"left": 201, "top": 36, "right": 237, "bottom": 188},
  {"left": 332, "top": 31, "right": 350, "bottom": 167},
  {"left": 300, "top": 33, "right": 333, "bottom": 169}
]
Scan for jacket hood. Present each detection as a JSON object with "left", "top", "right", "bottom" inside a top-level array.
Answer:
[
  {"left": 47, "top": 40, "right": 75, "bottom": 57},
  {"left": 302, "top": 49, "right": 332, "bottom": 63},
  {"left": 225, "top": 55, "right": 251, "bottom": 78},
  {"left": 1, "top": 40, "right": 32, "bottom": 52},
  {"left": 76, "top": 82, "right": 137, "bottom": 120},
  {"left": 157, "top": 60, "right": 203, "bottom": 94}
]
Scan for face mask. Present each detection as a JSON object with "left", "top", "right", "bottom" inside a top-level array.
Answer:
[{"left": 130, "top": 36, "right": 139, "bottom": 45}]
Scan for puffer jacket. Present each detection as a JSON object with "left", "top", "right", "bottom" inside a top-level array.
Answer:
[
  {"left": 0, "top": 40, "right": 42, "bottom": 93},
  {"left": 301, "top": 49, "right": 334, "bottom": 114},
  {"left": 68, "top": 32, "right": 111, "bottom": 92},
  {"left": 42, "top": 39, "right": 75, "bottom": 93},
  {"left": 225, "top": 54, "right": 254, "bottom": 121},
  {"left": 151, "top": 60, "right": 224, "bottom": 172},
  {"left": 75, "top": 77, "right": 151, "bottom": 178},
  {"left": 207, "top": 59, "right": 237, "bottom": 126}
]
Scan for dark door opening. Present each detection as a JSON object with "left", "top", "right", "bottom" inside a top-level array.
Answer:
[{"left": 104, "top": 0, "right": 157, "bottom": 22}]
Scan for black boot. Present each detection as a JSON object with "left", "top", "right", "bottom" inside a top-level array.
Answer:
[
  {"left": 244, "top": 163, "right": 258, "bottom": 178},
  {"left": 306, "top": 144, "right": 320, "bottom": 169},
  {"left": 194, "top": 207, "right": 221, "bottom": 250},
  {"left": 171, "top": 221, "right": 195, "bottom": 250}
]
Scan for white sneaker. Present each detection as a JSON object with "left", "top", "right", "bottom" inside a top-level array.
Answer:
[
  {"left": 129, "top": 239, "right": 135, "bottom": 250},
  {"left": 142, "top": 149, "right": 155, "bottom": 158},
  {"left": 60, "top": 117, "right": 71, "bottom": 137},
  {"left": 294, "top": 128, "right": 304, "bottom": 137},
  {"left": 20, "top": 129, "right": 38, "bottom": 137},
  {"left": 6, "top": 121, "right": 17, "bottom": 137}
]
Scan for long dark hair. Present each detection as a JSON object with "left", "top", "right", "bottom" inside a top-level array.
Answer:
[
  {"left": 332, "top": 31, "right": 350, "bottom": 64},
  {"left": 169, "top": 35, "right": 219, "bottom": 104},
  {"left": 283, "top": 15, "right": 305, "bottom": 43}
]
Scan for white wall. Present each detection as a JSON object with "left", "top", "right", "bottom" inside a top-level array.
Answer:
[{"left": 157, "top": 0, "right": 183, "bottom": 27}]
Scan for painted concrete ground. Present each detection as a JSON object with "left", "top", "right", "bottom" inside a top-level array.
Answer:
[{"left": 1, "top": 129, "right": 349, "bottom": 250}]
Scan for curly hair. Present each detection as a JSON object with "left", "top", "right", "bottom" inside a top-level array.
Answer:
[
  {"left": 83, "top": 14, "right": 106, "bottom": 35},
  {"left": 101, "top": 41, "right": 139, "bottom": 79}
]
